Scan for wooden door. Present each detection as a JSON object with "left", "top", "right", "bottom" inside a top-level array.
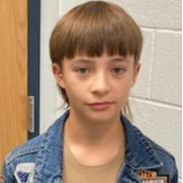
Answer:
[{"left": 0, "top": 0, "right": 28, "bottom": 174}]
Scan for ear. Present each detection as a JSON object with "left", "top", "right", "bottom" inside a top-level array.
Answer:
[
  {"left": 52, "top": 63, "right": 65, "bottom": 89},
  {"left": 132, "top": 63, "right": 141, "bottom": 87}
]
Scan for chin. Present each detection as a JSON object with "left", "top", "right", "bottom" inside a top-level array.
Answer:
[{"left": 88, "top": 111, "right": 118, "bottom": 123}]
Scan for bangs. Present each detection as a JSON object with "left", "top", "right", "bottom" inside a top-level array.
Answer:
[{"left": 50, "top": 1, "right": 143, "bottom": 63}]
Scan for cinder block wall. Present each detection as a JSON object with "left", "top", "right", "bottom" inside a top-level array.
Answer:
[{"left": 40, "top": 0, "right": 182, "bottom": 181}]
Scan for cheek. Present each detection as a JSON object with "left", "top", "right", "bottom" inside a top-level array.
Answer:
[
  {"left": 114, "top": 79, "right": 133, "bottom": 99},
  {"left": 63, "top": 79, "right": 84, "bottom": 100},
  {"left": 64, "top": 73, "right": 90, "bottom": 91},
  {"left": 117, "top": 87, "right": 131, "bottom": 100}
]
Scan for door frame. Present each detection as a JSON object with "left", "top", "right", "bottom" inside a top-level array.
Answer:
[{"left": 28, "top": 0, "right": 41, "bottom": 139}]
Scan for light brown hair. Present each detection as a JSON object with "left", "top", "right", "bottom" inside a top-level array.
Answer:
[{"left": 50, "top": 1, "right": 143, "bottom": 109}]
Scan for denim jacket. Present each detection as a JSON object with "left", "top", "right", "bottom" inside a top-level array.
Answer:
[{"left": 2, "top": 111, "right": 178, "bottom": 183}]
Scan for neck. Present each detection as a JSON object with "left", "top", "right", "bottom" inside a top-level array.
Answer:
[{"left": 64, "top": 110, "right": 124, "bottom": 147}]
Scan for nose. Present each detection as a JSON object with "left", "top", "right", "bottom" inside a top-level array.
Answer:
[{"left": 90, "top": 73, "right": 111, "bottom": 95}]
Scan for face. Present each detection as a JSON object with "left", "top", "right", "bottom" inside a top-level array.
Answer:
[{"left": 52, "top": 53, "right": 140, "bottom": 123}]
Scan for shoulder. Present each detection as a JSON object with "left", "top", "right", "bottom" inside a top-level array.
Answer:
[
  {"left": 121, "top": 115, "right": 178, "bottom": 182},
  {"left": 136, "top": 127, "right": 178, "bottom": 182},
  {"left": 4, "top": 112, "right": 67, "bottom": 166},
  {"left": 5, "top": 134, "right": 43, "bottom": 165},
  {"left": 2, "top": 134, "right": 44, "bottom": 182},
  {"left": 1, "top": 112, "right": 68, "bottom": 182},
  {"left": 146, "top": 136, "right": 178, "bottom": 177},
  {"left": 126, "top": 119, "right": 178, "bottom": 181}
]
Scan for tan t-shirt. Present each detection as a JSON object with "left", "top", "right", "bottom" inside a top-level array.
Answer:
[{"left": 63, "top": 139, "right": 124, "bottom": 183}]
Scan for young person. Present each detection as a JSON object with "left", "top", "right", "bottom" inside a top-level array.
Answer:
[{"left": 2, "top": 1, "right": 178, "bottom": 183}]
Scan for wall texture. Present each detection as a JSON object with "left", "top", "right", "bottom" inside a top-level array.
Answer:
[{"left": 40, "top": 0, "right": 182, "bottom": 181}]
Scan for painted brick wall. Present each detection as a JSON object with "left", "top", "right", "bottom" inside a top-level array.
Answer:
[{"left": 40, "top": 0, "right": 182, "bottom": 181}]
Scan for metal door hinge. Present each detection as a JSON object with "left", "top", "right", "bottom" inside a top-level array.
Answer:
[{"left": 28, "top": 96, "right": 35, "bottom": 133}]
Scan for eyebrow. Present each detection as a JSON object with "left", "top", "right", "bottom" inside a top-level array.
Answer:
[{"left": 72, "top": 56, "right": 127, "bottom": 63}]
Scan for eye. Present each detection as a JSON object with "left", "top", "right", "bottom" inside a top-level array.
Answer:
[
  {"left": 112, "top": 67, "right": 125, "bottom": 75},
  {"left": 75, "top": 68, "right": 89, "bottom": 75}
]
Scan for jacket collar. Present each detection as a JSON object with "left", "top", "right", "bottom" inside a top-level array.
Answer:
[
  {"left": 121, "top": 115, "right": 163, "bottom": 170},
  {"left": 34, "top": 111, "right": 163, "bottom": 183}
]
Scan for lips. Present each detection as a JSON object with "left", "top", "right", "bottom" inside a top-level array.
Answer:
[
  {"left": 87, "top": 101, "right": 114, "bottom": 110},
  {"left": 89, "top": 102, "right": 113, "bottom": 105}
]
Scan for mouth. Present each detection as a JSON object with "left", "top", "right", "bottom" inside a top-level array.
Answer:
[{"left": 87, "top": 101, "right": 115, "bottom": 110}]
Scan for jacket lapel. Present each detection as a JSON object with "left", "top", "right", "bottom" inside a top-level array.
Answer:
[
  {"left": 34, "top": 112, "right": 69, "bottom": 183},
  {"left": 117, "top": 115, "right": 163, "bottom": 182}
]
